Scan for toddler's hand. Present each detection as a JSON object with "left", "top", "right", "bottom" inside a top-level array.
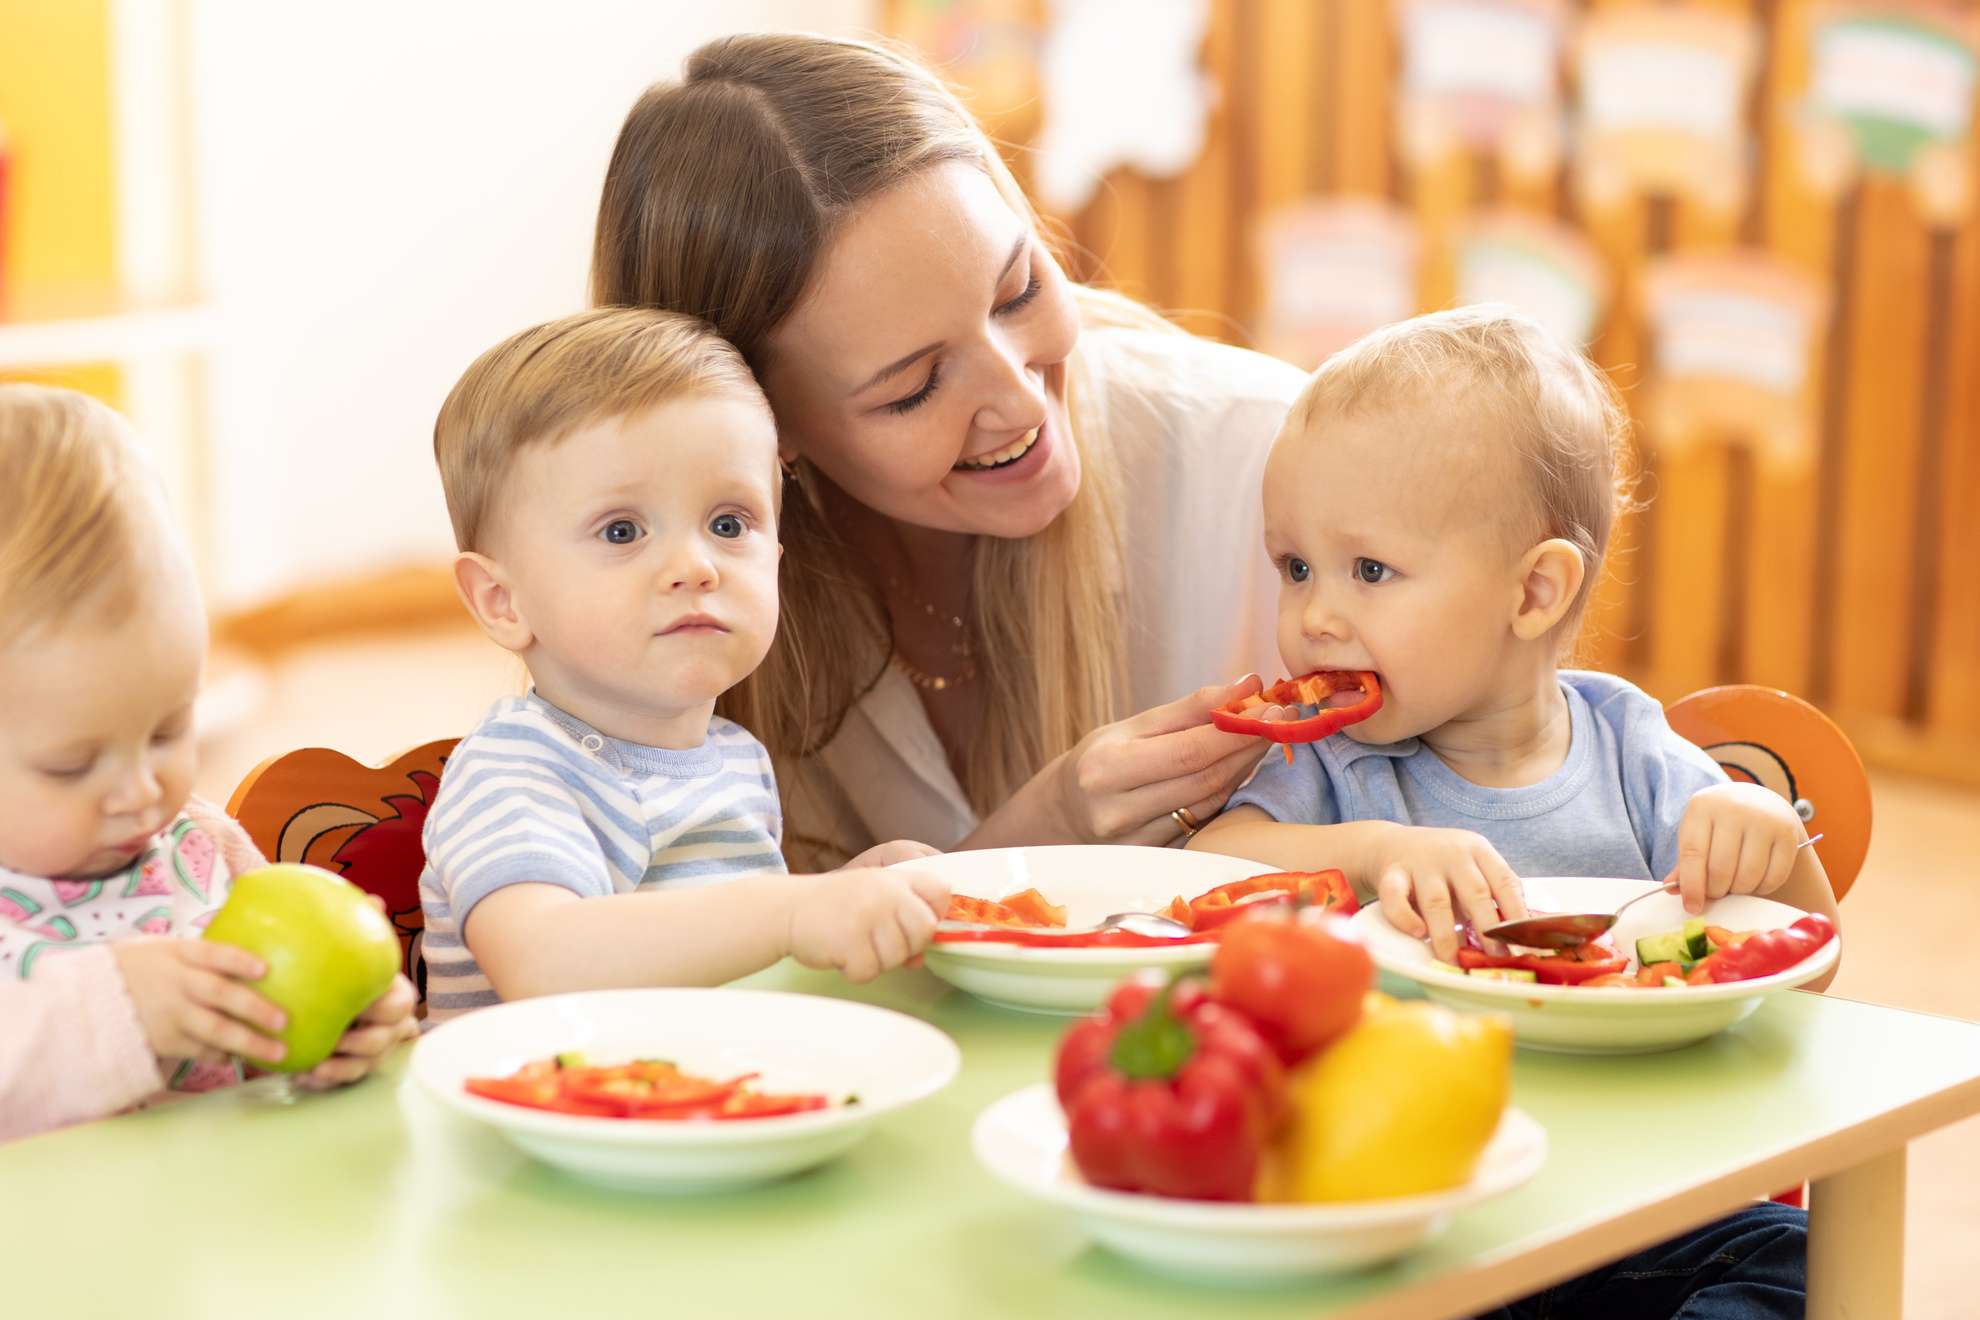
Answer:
[
  {"left": 1668, "top": 783, "right": 1806, "bottom": 914},
  {"left": 840, "top": 839, "right": 942, "bottom": 869},
  {"left": 1370, "top": 825, "right": 1528, "bottom": 965},
  {"left": 110, "top": 938, "right": 290, "bottom": 1068},
  {"left": 785, "top": 867, "right": 950, "bottom": 984},
  {"left": 294, "top": 973, "right": 420, "bottom": 1091}
]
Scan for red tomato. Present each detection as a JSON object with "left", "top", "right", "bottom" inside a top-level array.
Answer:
[{"left": 1209, "top": 909, "right": 1373, "bottom": 1064}]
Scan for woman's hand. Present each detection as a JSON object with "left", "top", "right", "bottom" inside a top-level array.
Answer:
[
  {"left": 970, "top": 676, "right": 1268, "bottom": 849},
  {"left": 293, "top": 974, "right": 420, "bottom": 1091},
  {"left": 110, "top": 938, "right": 290, "bottom": 1068}
]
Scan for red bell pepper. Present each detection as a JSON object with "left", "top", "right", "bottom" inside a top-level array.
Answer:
[
  {"left": 1456, "top": 938, "right": 1630, "bottom": 985},
  {"left": 1694, "top": 913, "right": 1835, "bottom": 984},
  {"left": 1055, "top": 977, "right": 1286, "bottom": 1201},
  {"left": 1186, "top": 870, "right": 1359, "bottom": 932},
  {"left": 464, "top": 1057, "right": 831, "bottom": 1121},
  {"left": 1210, "top": 907, "right": 1373, "bottom": 1064},
  {"left": 945, "top": 889, "right": 1067, "bottom": 928},
  {"left": 931, "top": 926, "right": 1217, "bottom": 948},
  {"left": 1211, "top": 671, "right": 1383, "bottom": 763}
]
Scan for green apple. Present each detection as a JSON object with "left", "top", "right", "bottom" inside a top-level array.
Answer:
[{"left": 203, "top": 864, "right": 400, "bottom": 1073}]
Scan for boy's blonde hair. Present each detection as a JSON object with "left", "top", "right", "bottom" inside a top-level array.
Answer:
[
  {"left": 434, "top": 307, "right": 770, "bottom": 553},
  {"left": 1288, "top": 305, "right": 1631, "bottom": 641},
  {"left": 0, "top": 385, "right": 164, "bottom": 645}
]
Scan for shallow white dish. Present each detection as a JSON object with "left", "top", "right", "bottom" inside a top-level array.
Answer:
[
  {"left": 910, "top": 845, "right": 1270, "bottom": 1014},
  {"left": 412, "top": 988, "right": 960, "bottom": 1192},
  {"left": 1354, "top": 877, "right": 1840, "bottom": 1055},
  {"left": 973, "top": 1083, "right": 1546, "bottom": 1284}
]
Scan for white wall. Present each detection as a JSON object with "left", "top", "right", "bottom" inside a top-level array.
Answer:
[{"left": 188, "top": 0, "right": 879, "bottom": 608}]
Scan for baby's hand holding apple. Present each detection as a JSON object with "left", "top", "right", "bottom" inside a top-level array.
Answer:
[
  {"left": 784, "top": 867, "right": 950, "bottom": 984},
  {"left": 1669, "top": 782, "right": 1805, "bottom": 914},
  {"left": 110, "top": 937, "right": 290, "bottom": 1068},
  {"left": 294, "top": 974, "right": 420, "bottom": 1091}
]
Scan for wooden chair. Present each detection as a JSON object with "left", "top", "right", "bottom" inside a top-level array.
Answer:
[
  {"left": 1665, "top": 685, "right": 1872, "bottom": 902},
  {"left": 228, "top": 739, "right": 459, "bottom": 1007}
]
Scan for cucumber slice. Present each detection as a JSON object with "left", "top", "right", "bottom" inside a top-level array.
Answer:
[
  {"left": 1428, "top": 960, "right": 1466, "bottom": 976},
  {"left": 1635, "top": 929, "right": 1689, "bottom": 966},
  {"left": 1469, "top": 967, "right": 1538, "bottom": 982},
  {"left": 1682, "top": 918, "right": 1709, "bottom": 961},
  {"left": 1661, "top": 976, "right": 1687, "bottom": 988}
]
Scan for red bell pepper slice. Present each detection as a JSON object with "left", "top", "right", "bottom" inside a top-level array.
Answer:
[
  {"left": 945, "top": 890, "right": 1067, "bottom": 929},
  {"left": 1056, "top": 977, "right": 1286, "bottom": 1201},
  {"left": 1693, "top": 913, "right": 1835, "bottom": 984},
  {"left": 1457, "top": 940, "right": 1630, "bottom": 985},
  {"left": 1187, "top": 870, "right": 1359, "bottom": 932},
  {"left": 1210, "top": 671, "right": 1383, "bottom": 759}
]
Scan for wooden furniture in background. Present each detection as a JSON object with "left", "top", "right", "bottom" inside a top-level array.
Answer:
[
  {"left": 227, "top": 738, "right": 458, "bottom": 1004},
  {"left": 883, "top": 0, "right": 1980, "bottom": 790}
]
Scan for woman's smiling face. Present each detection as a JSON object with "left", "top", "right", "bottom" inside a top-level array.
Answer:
[{"left": 760, "top": 161, "right": 1083, "bottom": 539}]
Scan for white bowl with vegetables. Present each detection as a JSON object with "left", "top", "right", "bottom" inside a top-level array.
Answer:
[
  {"left": 973, "top": 1083, "right": 1547, "bottom": 1283},
  {"left": 412, "top": 988, "right": 960, "bottom": 1191},
  {"left": 1352, "top": 877, "right": 1840, "bottom": 1055},
  {"left": 912, "top": 846, "right": 1278, "bottom": 1014}
]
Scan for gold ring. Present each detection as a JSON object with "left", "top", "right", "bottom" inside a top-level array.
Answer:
[{"left": 1171, "top": 807, "right": 1204, "bottom": 837}]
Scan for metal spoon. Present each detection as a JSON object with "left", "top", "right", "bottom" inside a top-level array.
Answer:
[{"left": 1480, "top": 835, "right": 1824, "bottom": 950}]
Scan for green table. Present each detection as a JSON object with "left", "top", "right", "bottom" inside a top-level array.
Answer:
[{"left": 5, "top": 966, "right": 1977, "bottom": 1320}]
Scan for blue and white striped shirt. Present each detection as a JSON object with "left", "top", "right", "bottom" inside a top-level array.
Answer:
[{"left": 419, "top": 692, "right": 784, "bottom": 1023}]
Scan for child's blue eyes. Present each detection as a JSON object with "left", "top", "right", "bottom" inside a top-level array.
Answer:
[
  {"left": 1355, "top": 558, "right": 1394, "bottom": 584},
  {"left": 599, "top": 515, "right": 748, "bottom": 544}
]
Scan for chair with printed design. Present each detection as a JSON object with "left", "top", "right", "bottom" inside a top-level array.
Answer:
[
  {"left": 227, "top": 738, "right": 459, "bottom": 1011},
  {"left": 1663, "top": 685, "right": 1872, "bottom": 903}
]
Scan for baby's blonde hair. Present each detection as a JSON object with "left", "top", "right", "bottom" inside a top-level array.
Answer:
[
  {"left": 435, "top": 307, "right": 770, "bottom": 554},
  {"left": 1287, "top": 305, "right": 1631, "bottom": 641},
  {"left": 0, "top": 385, "right": 166, "bottom": 645}
]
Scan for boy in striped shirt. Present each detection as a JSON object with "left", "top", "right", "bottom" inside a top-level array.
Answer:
[{"left": 420, "top": 309, "right": 949, "bottom": 1023}]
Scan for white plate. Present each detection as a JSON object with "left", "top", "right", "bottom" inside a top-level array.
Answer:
[
  {"left": 1354, "top": 877, "right": 1840, "bottom": 1055},
  {"left": 973, "top": 1083, "right": 1546, "bottom": 1284},
  {"left": 909, "top": 846, "right": 1270, "bottom": 1014},
  {"left": 411, "top": 988, "right": 960, "bottom": 1192}
]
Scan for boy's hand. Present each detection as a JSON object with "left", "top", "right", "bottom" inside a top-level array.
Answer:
[
  {"left": 111, "top": 938, "right": 290, "bottom": 1067},
  {"left": 1669, "top": 783, "right": 1806, "bottom": 915},
  {"left": 840, "top": 839, "right": 942, "bottom": 869},
  {"left": 294, "top": 973, "right": 420, "bottom": 1091},
  {"left": 785, "top": 867, "right": 950, "bottom": 984},
  {"left": 1370, "top": 825, "right": 1528, "bottom": 965}
]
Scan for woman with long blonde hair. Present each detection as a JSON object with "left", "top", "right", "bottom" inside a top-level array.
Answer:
[{"left": 591, "top": 32, "right": 1297, "bottom": 867}]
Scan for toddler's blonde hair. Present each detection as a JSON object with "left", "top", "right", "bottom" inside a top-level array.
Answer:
[
  {"left": 435, "top": 307, "right": 770, "bottom": 554},
  {"left": 0, "top": 385, "right": 165, "bottom": 645},
  {"left": 1287, "top": 304, "right": 1631, "bottom": 643}
]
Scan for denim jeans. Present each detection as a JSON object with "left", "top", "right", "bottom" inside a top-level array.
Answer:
[{"left": 1477, "top": 1203, "right": 1807, "bottom": 1320}]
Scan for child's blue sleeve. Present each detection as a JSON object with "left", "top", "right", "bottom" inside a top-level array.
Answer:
[
  {"left": 1619, "top": 696, "right": 1732, "bottom": 880},
  {"left": 1223, "top": 742, "right": 1345, "bottom": 826}
]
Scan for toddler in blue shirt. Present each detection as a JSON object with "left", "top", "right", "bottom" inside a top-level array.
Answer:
[{"left": 1190, "top": 306, "right": 1839, "bottom": 973}]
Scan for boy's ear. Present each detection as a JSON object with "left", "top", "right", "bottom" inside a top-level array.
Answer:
[
  {"left": 1511, "top": 538, "right": 1586, "bottom": 642},
  {"left": 452, "top": 552, "right": 534, "bottom": 654}
]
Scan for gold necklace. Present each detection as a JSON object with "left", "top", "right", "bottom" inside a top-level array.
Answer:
[{"left": 887, "top": 576, "right": 978, "bottom": 690}]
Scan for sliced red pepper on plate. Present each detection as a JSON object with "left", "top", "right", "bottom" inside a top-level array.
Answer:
[
  {"left": 1456, "top": 939, "right": 1630, "bottom": 985},
  {"left": 1211, "top": 670, "right": 1383, "bottom": 763},
  {"left": 1693, "top": 913, "right": 1835, "bottom": 984},
  {"left": 944, "top": 889, "right": 1067, "bottom": 929}
]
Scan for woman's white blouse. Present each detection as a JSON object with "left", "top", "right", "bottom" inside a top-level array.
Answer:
[{"left": 782, "top": 324, "right": 1308, "bottom": 868}]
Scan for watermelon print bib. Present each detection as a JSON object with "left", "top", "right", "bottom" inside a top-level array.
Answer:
[{"left": 0, "top": 814, "right": 233, "bottom": 981}]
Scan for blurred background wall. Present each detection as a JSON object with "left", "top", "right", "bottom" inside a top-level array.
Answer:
[{"left": 1, "top": 0, "right": 1977, "bottom": 789}]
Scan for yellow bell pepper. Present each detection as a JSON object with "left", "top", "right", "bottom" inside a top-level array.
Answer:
[{"left": 1257, "top": 997, "right": 1512, "bottom": 1202}]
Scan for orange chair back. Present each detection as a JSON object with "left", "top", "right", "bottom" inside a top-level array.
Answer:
[
  {"left": 1664, "top": 686, "right": 1872, "bottom": 901},
  {"left": 227, "top": 739, "right": 459, "bottom": 1003}
]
